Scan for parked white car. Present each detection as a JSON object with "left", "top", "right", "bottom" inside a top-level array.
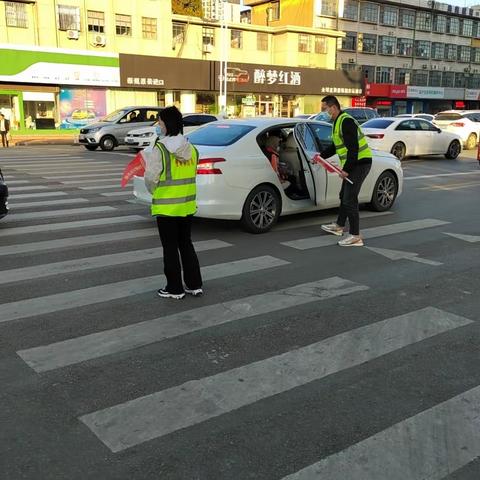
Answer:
[
  {"left": 362, "top": 117, "right": 462, "bottom": 161},
  {"left": 396, "top": 113, "right": 435, "bottom": 122},
  {"left": 133, "top": 118, "right": 403, "bottom": 233},
  {"left": 125, "top": 113, "right": 224, "bottom": 150},
  {"left": 433, "top": 110, "right": 480, "bottom": 149}
]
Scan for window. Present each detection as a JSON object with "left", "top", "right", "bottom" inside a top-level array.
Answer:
[
  {"left": 115, "top": 14, "right": 131, "bottom": 36},
  {"left": 231, "top": 29, "right": 242, "bottom": 48},
  {"left": 142, "top": 17, "right": 156, "bottom": 39},
  {"left": 462, "top": 19, "right": 474, "bottom": 37},
  {"left": 187, "top": 124, "right": 255, "bottom": 146},
  {"left": 445, "top": 44, "right": 457, "bottom": 61},
  {"left": 202, "top": 26, "right": 214, "bottom": 46},
  {"left": 395, "top": 68, "right": 410, "bottom": 84},
  {"left": 431, "top": 42, "right": 444, "bottom": 60},
  {"left": 455, "top": 72, "right": 466, "bottom": 88},
  {"left": 57, "top": 5, "right": 80, "bottom": 31},
  {"left": 416, "top": 120, "right": 436, "bottom": 131},
  {"left": 257, "top": 32, "right": 268, "bottom": 51},
  {"left": 376, "top": 66, "right": 393, "bottom": 83},
  {"left": 173, "top": 22, "right": 186, "bottom": 45},
  {"left": 396, "top": 120, "right": 416, "bottom": 131},
  {"left": 473, "top": 48, "right": 480, "bottom": 64},
  {"left": 5, "top": 1, "right": 27, "bottom": 28},
  {"left": 397, "top": 38, "right": 413, "bottom": 57},
  {"left": 414, "top": 40, "right": 430, "bottom": 59},
  {"left": 429, "top": 71, "right": 442, "bottom": 87},
  {"left": 268, "top": 1, "right": 280, "bottom": 21},
  {"left": 380, "top": 6, "right": 398, "bottom": 26},
  {"left": 87, "top": 11, "right": 104, "bottom": 33},
  {"left": 341, "top": 32, "right": 357, "bottom": 51},
  {"left": 378, "top": 36, "right": 395, "bottom": 55},
  {"left": 321, "top": 0, "right": 337, "bottom": 17},
  {"left": 412, "top": 70, "right": 428, "bottom": 86},
  {"left": 416, "top": 12, "right": 431, "bottom": 31},
  {"left": 467, "top": 75, "right": 480, "bottom": 88},
  {"left": 298, "top": 34, "right": 311, "bottom": 52},
  {"left": 399, "top": 9, "right": 415, "bottom": 29},
  {"left": 458, "top": 45, "right": 471, "bottom": 63},
  {"left": 433, "top": 15, "right": 447, "bottom": 33},
  {"left": 342, "top": 0, "right": 358, "bottom": 20},
  {"left": 360, "top": 33, "right": 376, "bottom": 53},
  {"left": 442, "top": 71, "right": 454, "bottom": 87},
  {"left": 447, "top": 17, "right": 460, "bottom": 35},
  {"left": 315, "top": 36, "right": 327, "bottom": 53},
  {"left": 359, "top": 2, "right": 379, "bottom": 23}
]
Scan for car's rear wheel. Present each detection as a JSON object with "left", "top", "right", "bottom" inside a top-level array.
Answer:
[
  {"left": 99, "top": 135, "right": 116, "bottom": 151},
  {"left": 241, "top": 185, "right": 281, "bottom": 234},
  {"left": 445, "top": 140, "right": 461, "bottom": 159},
  {"left": 465, "top": 133, "right": 477, "bottom": 150},
  {"left": 369, "top": 171, "right": 398, "bottom": 212},
  {"left": 84, "top": 145, "right": 98, "bottom": 151},
  {"left": 391, "top": 142, "right": 406, "bottom": 161}
]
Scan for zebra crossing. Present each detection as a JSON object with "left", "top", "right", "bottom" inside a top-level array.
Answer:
[{"left": 1, "top": 152, "right": 479, "bottom": 478}]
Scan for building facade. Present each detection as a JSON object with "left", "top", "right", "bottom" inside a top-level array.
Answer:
[
  {"left": 246, "top": 0, "right": 480, "bottom": 114},
  {"left": 0, "top": 0, "right": 351, "bottom": 131}
]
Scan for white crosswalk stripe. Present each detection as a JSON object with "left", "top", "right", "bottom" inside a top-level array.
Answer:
[
  {"left": 6, "top": 206, "right": 116, "bottom": 221},
  {"left": 78, "top": 307, "right": 471, "bottom": 453},
  {"left": 8, "top": 198, "right": 90, "bottom": 209}
]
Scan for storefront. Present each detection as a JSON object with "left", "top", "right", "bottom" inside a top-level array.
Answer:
[{"left": 119, "top": 54, "right": 363, "bottom": 117}]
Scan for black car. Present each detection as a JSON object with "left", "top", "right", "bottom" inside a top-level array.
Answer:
[{"left": 0, "top": 168, "right": 9, "bottom": 220}]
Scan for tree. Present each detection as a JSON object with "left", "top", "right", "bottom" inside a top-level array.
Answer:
[{"left": 172, "top": 0, "right": 203, "bottom": 17}]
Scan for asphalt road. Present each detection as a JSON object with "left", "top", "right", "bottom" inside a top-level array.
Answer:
[{"left": 0, "top": 145, "right": 479, "bottom": 480}]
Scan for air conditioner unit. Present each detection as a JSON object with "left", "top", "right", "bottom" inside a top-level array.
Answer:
[
  {"left": 348, "top": 58, "right": 356, "bottom": 63},
  {"left": 422, "top": 64, "right": 428, "bottom": 69},
  {"left": 92, "top": 34, "right": 106, "bottom": 46},
  {"left": 202, "top": 43, "right": 213, "bottom": 54},
  {"left": 67, "top": 29, "right": 79, "bottom": 40}
]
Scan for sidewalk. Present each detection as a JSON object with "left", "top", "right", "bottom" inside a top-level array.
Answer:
[{"left": 9, "top": 132, "right": 79, "bottom": 146}]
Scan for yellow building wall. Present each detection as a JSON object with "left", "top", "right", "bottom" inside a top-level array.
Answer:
[{"left": 249, "top": 0, "right": 314, "bottom": 28}]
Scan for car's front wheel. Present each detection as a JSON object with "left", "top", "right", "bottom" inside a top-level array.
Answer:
[
  {"left": 84, "top": 145, "right": 98, "bottom": 151},
  {"left": 241, "top": 185, "right": 281, "bottom": 234},
  {"left": 369, "top": 171, "right": 398, "bottom": 212},
  {"left": 99, "top": 135, "right": 116, "bottom": 151},
  {"left": 465, "top": 133, "right": 477, "bottom": 150},
  {"left": 391, "top": 142, "right": 406, "bottom": 161},
  {"left": 445, "top": 140, "right": 461, "bottom": 159}
]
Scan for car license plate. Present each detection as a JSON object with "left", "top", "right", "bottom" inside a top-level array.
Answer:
[{"left": 126, "top": 138, "right": 134, "bottom": 143}]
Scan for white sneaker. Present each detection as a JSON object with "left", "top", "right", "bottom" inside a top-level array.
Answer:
[
  {"left": 185, "top": 287, "right": 203, "bottom": 297},
  {"left": 157, "top": 289, "right": 185, "bottom": 299},
  {"left": 338, "top": 235, "right": 364, "bottom": 247},
  {"left": 321, "top": 222, "right": 344, "bottom": 236}
]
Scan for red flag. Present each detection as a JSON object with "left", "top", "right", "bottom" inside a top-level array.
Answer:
[
  {"left": 311, "top": 153, "right": 353, "bottom": 184},
  {"left": 121, "top": 151, "right": 146, "bottom": 188}
]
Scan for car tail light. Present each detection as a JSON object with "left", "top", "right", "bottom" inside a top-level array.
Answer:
[
  {"left": 197, "top": 157, "right": 226, "bottom": 175},
  {"left": 450, "top": 122, "right": 465, "bottom": 127},
  {"left": 366, "top": 133, "right": 384, "bottom": 139}
]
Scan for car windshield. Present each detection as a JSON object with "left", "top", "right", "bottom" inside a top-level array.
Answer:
[
  {"left": 100, "top": 109, "right": 130, "bottom": 122},
  {"left": 187, "top": 123, "right": 255, "bottom": 146},
  {"left": 362, "top": 119, "right": 394, "bottom": 129},
  {"left": 435, "top": 113, "right": 462, "bottom": 121}
]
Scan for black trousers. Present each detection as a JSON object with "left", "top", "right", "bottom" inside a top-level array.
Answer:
[
  {"left": 336, "top": 162, "right": 371, "bottom": 236},
  {"left": 156, "top": 215, "right": 202, "bottom": 294},
  {"left": 0, "top": 132, "right": 8, "bottom": 147}
]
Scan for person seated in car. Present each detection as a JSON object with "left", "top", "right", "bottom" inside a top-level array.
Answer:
[
  {"left": 128, "top": 111, "right": 139, "bottom": 122},
  {"left": 264, "top": 132, "right": 290, "bottom": 189}
]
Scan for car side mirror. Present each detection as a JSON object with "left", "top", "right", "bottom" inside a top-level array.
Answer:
[{"left": 436, "top": 127, "right": 441, "bottom": 133}]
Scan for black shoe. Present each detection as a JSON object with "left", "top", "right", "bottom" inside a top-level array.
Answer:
[{"left": 157, "top": 289, "right": 185, "bottom": 299}]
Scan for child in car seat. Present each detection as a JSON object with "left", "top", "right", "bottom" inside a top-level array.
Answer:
[{"left": 265, "top": 133, "right": 290, "bottom": 190}]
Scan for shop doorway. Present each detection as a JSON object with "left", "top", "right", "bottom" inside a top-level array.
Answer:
[{"left": 258, "top": 100, "right": 275, "bottom": 116}]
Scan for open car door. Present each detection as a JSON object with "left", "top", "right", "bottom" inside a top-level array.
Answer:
[{"left": 293, "top": 122, "right": 327, "bottom": 206}]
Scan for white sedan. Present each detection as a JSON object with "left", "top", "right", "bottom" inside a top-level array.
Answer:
[
  {"left": 133, "top": 118, "right": 403, "bottom": 233},
  {"left": 362, "top": 117, "right": 462, "bottom": 161},
  {"left": 125, "top": 114, "right": 225, "bottom": 149}
]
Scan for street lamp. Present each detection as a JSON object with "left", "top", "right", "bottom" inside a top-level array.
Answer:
[{"left": 218, "top": 0, "right": 228, "bottom": 116}]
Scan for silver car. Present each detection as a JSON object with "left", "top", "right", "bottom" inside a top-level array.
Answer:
[{"left": 78, "top": 106, "right": 163, "bottom": 151}]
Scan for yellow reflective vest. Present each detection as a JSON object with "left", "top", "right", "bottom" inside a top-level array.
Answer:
[
  {"left": 151, "top": 142, "right": 198, "bottom": 217},
  {"left": 332, "top": 112, "right": 372, "bottom": 168}
]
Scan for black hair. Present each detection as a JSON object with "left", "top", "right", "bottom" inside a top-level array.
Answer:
[
  {"left": 321, "top": 95, "right": 341, "bottom": 109},
  {"left": 159, "top": 106, "right": 183, "bottom": 136}
]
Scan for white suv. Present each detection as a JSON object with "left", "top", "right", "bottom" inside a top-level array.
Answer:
[{"left": 433, "top": 110, "right": 480, "bottom": 149}]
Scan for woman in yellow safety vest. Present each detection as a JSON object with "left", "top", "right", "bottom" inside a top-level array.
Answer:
[{"left": 144, "top": 106, "right": 203, "bottom": 299}]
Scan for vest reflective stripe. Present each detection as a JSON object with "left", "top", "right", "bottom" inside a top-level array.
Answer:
[
  {"left": 151, "top": 142, "right": 198, "bottom": 217},
  {"left": 332, "top": 112, "right": 373, "bottom": 168}
]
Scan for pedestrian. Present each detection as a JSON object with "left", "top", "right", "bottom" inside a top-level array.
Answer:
[
  {"left": 319, "top": 95, "right": 372, "bottom": 247},
  {"left": 0, "top": 113, "right": 10, "bottom": 148},
  {"left": 144, "top": 106, "right": 203, "bottom": 299}
]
